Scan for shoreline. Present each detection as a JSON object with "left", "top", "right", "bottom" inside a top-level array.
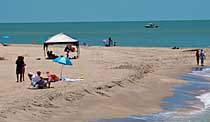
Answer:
[
  {"left": 99, "top": 66, "right": 210, "bottom": 122},
  {"left": 0, "top": 44, "right": 208, "bottom": 122}
]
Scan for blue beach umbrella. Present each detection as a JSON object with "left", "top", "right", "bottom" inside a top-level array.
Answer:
[
  {"left": 1, "top": 35, "right": 12, "bottom": 46},
  {"left": 1, "top": 35, "right": 12, "bottom": 39},
  {"left": 53, "top": 56, "right": 73, "bottom": 79}
]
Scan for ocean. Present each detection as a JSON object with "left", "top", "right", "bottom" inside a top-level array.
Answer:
[
  {"left": 0, "top": 20, "right": 210, "bottom": 48},
  {"left": 98, "top": 66, "right": 210, "bottom": 122}
]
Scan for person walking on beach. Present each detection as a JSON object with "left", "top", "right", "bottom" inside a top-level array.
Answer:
[
  {"left": 200, "top": 49, "right": 206, "bottom": 66},
  {"left": 15, "top": 56, "right": 25, "bottom": 82},
  {"left": 21, "top": 56, "right": 26, "bottom": 81},
  {"left": 196, "top": 50, "right": 200, "bottom": 66}
]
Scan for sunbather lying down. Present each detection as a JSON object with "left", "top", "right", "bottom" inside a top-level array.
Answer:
[{"left": 28, "top": 71, "right": 59, "bottom": 89}]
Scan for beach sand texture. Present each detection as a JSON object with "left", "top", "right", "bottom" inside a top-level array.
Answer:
[{"left": 0, "top": 44, "right": 208, "bottom": 122}]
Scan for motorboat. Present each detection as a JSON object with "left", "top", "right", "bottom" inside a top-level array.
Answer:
[{"left": 144, "top": 23, "right": 159, "bottom": 28}]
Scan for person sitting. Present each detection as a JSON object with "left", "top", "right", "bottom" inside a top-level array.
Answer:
[
  {"left": 47, "top": 51, "right": 58, "bottom": 59},
  {"left": 31, "top": 71, "right": 50, "bottom": 89},
  {"left": 47, "top": 51, "right": 51, "bottom": 58},
  {"left": 172, "top": 46, "right": 179, "bottom": 49},
  {"left": 46, "top": 72, "right": 59, "bottom": 88}
]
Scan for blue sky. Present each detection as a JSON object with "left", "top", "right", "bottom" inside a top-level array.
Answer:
[{"left": 0, "top": 0, "right": 209, "bottom": 22}]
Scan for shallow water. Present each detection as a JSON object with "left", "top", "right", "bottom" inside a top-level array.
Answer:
[{"left": 98, "top": 66, "right": 210, "bottom": 122}]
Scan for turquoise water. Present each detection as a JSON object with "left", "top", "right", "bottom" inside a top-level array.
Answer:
[
  {"left": 0, "top": 20, "right": 210, "bottom": 47},
  {"left": 98, "top": 66, "right": 210, "bottom": 122}
]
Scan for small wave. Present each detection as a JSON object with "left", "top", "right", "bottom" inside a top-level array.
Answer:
[
  {"left": 196, "top": 92, "right": 210, "bottom": 109},
  {"left": 127, "top": 112, "right": 191, "bottom": 122},
  {"left": 190, "top": 67, "right": 210, "bottom": 78}
]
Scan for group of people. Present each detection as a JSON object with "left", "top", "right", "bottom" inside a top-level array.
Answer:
[
  {"left": 28, "top": 71, "right": 59, "bottom": 89},
  {"left": 64, "top": 44, "right": 75, "bottom": 57},
  {"left": 64, "top": 44, "right": 79, "bottom": 59},
  {"left": 196, "top": 49, "right": 206, "bottom": 66},
  {"left": 47, "top": 50, "right": 58, "bottom": 59},
  {"left": 16, "top": 56, "right": 26, "bottom": 82},
  {"left": 16, "top": 55, "right": 60, "bottom": 89},
  {"left": 16, "top": 43, "right": 81, "bottom": 89}
]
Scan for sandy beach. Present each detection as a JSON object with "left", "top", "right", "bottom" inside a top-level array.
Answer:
[{"left": 0, "top": 44, "right": 209, "bottom": 122}]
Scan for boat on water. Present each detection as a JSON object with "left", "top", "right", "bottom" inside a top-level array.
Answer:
[{"left": 144, "top": 23, "right": 159, "bottom": 28}]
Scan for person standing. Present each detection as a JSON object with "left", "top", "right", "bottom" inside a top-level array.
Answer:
[
  {"left": 200, "top": 49, "right": 206, "bottom": 66},
  {"left": 196, "top": 50, "right": 200, "bottom": 66},
  {"left": 108, "top": 37, "right": 113, "bottom": 46},
  {"left": 64, "top": 44, "right": 71, "bottom": 58},
  {"left": 15, "top": 56, "right": 25, "bottom": 82},
  {"left": 21, "top": 56, "right": 26, "bottom": 81}
]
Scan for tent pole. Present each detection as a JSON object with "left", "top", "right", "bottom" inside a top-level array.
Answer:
[
  {"left": 76, "top": 45, "right": 80, "bottom": 58},
  {"left": 43, "top": 44, "right": 46, "bottom": 57}
]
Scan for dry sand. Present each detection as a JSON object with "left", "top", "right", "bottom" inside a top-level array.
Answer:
[{"left": 0, "top": 44, "right": 209, "bottom": 122}]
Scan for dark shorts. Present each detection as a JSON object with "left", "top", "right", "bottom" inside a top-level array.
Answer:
[
  {"left": 16, "top": 68, "right": 23, "bottom": 74},
  {"left": 37, "top": 80, "right": 47, "bottom": 89}
]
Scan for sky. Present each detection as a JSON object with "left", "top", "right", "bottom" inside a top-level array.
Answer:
[{"left": 0, "top": 0, "right": 209, "bottom": 23}]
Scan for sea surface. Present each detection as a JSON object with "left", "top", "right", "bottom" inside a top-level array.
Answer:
[
  {"left": 0, "top": 20, "right": 210, "bottom": 47},
  {"left": 98, "top": 66, "right": 210, "bottom": 122}
]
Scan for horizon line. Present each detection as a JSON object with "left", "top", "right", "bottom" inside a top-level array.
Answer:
[{"left": 0, "top": 19, "right": 210, "bottom": 24}]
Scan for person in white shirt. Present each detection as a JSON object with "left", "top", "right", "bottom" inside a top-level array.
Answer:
[{"left": 31, "top": 71, "right": 48, "bottom": 88}]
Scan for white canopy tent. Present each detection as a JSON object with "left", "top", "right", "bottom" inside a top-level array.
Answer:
[{"left": 43, "top": 33, "right": 80, "bottom": 58}]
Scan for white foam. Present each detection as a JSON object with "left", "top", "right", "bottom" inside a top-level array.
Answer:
[
  {"left": 190, "top": 67, "right": 210, "bottom": 110},
  {"left": 196, "top": 92, "right": 210, "bottom": 109},
  {"left": 128, "top": 112, "right": 194, "bottom": 122},
  {"left": 189, "top": 67, "right": 210, "bottom": 78}
]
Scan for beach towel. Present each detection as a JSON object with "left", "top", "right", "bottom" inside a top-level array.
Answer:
[{"left": 60, "top": 77, "right": 84, "bottom": 82}]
